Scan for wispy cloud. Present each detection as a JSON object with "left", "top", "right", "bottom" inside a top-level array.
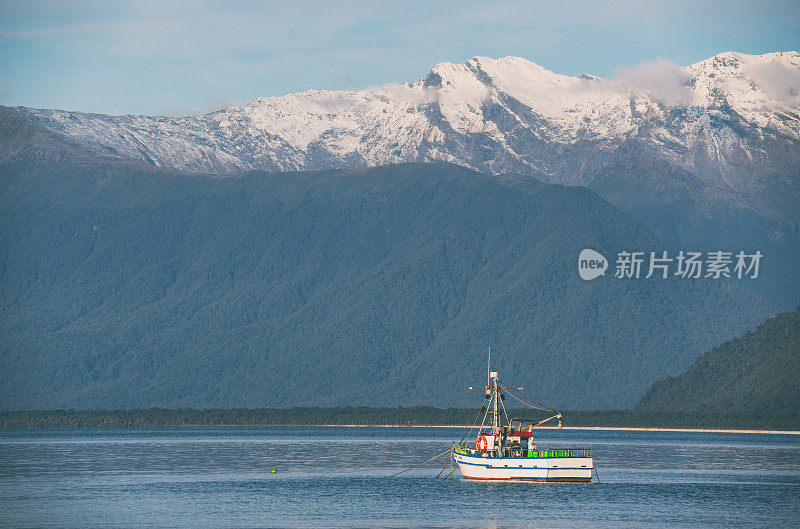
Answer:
[
  {"left": 745, "top": 60, "right": 800, "bottom": 102},
  {"left": 614, "top": 58, "right": 691, "bottom": 105}
]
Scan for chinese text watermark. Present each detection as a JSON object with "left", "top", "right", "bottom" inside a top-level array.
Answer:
[{"left": 579, "top": 249, "right": 762, "bottom": 281}]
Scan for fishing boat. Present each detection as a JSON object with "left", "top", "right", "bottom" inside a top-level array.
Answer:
[{"left": 452, "top": 355, "right": 594, "bottom": 482}]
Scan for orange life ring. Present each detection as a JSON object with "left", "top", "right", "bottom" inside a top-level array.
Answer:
[{"left": 476, "top": 435, "right": 488, "bottom": 452}]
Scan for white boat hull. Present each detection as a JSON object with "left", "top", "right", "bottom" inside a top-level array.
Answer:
[{"left": 454, "top": 452, "right": 593, "bottom": 482}]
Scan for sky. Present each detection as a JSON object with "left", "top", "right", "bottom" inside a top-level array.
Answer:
[{"left": 1, "top": 0, "right": 799, "bottom": 116}]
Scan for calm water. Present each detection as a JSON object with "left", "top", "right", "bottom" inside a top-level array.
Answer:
[{"left": 1, "top": 427, "right": 798, "bottom": 528}]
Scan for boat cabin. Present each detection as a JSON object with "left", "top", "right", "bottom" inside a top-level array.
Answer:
[{"left": 475, "top": 419, "right": 539, "bottom": 457}]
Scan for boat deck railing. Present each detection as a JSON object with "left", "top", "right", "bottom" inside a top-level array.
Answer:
[
  {"left": 527, "top": 448, "right": 591, "bottom": 458},
  {"left": 455, "top": 444, "right": 591, "bottom": 458}
]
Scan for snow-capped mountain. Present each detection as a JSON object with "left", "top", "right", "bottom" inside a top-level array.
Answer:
[{"left": 11, "top": 52, "right": 799, "bottom": 189}]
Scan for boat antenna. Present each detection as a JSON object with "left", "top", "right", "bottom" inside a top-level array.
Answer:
[{"left": 487, "top": 346, "right": 491, "bottom": 386}]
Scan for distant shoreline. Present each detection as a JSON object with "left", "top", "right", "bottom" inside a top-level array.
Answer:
[
  {"left": 148, "top": 424, "right": 800, "bottom": 435},
  {"left": 143, "top": 424, "right": 800, "bottom": 435},
  {"left": 3, "top": 408, "right": 798, "bottom": 431},
  {"left": 2, "top": 422, "right": 797, "bottom": 435}
]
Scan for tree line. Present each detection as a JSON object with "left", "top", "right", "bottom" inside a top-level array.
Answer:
[{"left": 1, "top": 407, "right": 797, "bottom": 430}]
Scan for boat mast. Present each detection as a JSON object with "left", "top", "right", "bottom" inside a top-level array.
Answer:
[
  {"left": 487, "top": 346, "right": 491, "bottom": 387},
  {"left": 492, "top": 372, "right": 498, "bottom": 434},
  {"left": 489, "top": 346, "right": 499, "bottom": 435}
]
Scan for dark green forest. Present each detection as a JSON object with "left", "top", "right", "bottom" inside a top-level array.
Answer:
[
  {"left": 4, "top": 309, "right": 797, "bottom": 428},
  {"left": 0, "top": 112, "right": 777, "bottom": 410},
  {"left": 636, "top": 308, "right": 800, "bottom": 414}
]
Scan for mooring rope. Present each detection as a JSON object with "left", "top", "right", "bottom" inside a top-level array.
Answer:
[
  {"left": 435, "top": 447, "right": 454, "bottom": 478},
  {"left": 389, "top": 448, "right": 453, "bottom": 477}
]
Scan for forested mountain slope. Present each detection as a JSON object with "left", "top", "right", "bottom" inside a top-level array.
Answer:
[
  {"left": 635, "top": 308, "right": 799, "bottom": 414},
  {"left": 0, "top": 129, "right": 775, "bottom": 408}
]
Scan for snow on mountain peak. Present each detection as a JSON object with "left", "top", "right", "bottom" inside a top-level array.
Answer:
[
  {"left": 13, "top": 51, "right": 800, "bottom": 178},
  {"left": 685, "top": 50, "right": 800, "bottom": 135}
]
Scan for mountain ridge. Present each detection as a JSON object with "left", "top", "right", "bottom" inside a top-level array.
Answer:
[
  {"left": 0, "top": 52, "right": 796, "bottom": 410},
  {"left": 3, "top": 51, "right": 799, "bottom": 308},
  {"left": 9, "top": 51, "right": 800, "bottom": 180},
  {"left": 6, "top": 51, "right": 798, "bottom": 228}
]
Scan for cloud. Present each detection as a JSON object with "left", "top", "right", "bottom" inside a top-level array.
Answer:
[
  {"left": 744, "top": 60, "right": 800, "bottom": 102},
  {"left": 614, "top": 58, "right": 691, "bottom": 105},
  {"left": 0, "top": 1, "right": 381, "bottom": 60}
]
